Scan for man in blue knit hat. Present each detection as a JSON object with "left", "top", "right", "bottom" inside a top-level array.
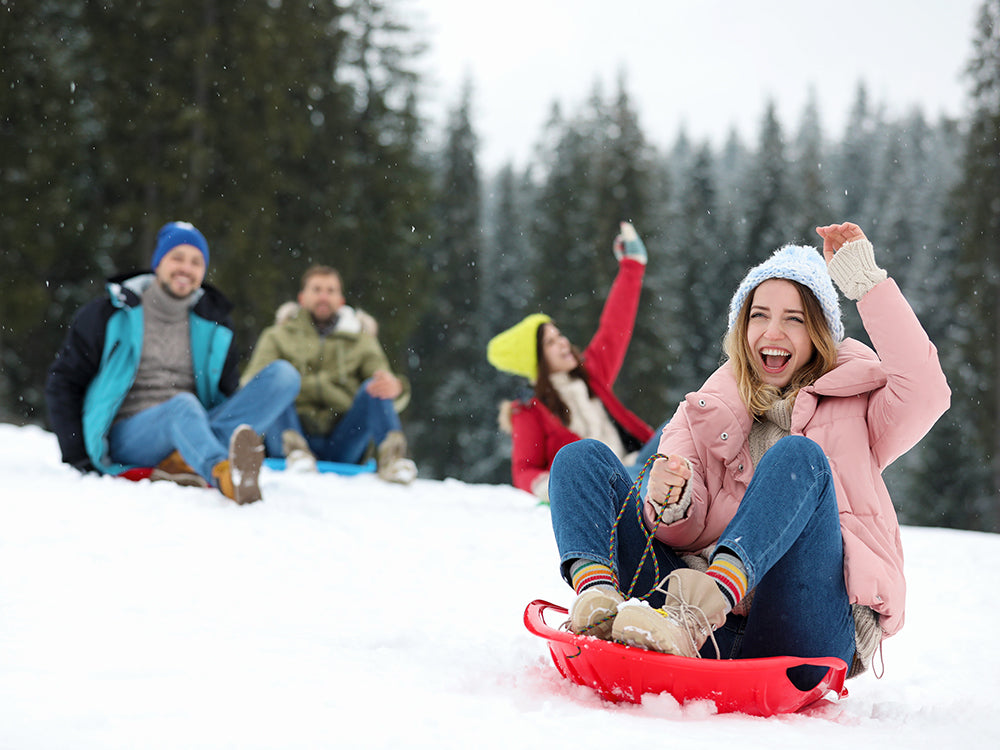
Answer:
[{"left": 45, "top": 221, "right": 301, "bottom": 504}]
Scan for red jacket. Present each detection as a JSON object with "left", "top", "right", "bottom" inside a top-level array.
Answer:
[{"left": 509, "top": 258, "right": 654, "bottom": 493}]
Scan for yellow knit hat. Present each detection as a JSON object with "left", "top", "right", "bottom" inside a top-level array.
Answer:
[{"left": 487, "top": 313, "right": 551, "bottom": 381}]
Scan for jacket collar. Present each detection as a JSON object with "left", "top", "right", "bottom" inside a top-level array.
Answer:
[
  {"left": 809, "top": 339, "right": 885, "bottom": 397},
  {"left": 103, "top": 270, "right": 228, "bottom": 320},
  {"left": 696, "top": 338, "right": 884, "bottom": 440},
  {"left": 292, "top": 304, "right": 364, "bottom": 336},
  {"left": 792, "top": 339, "right": 884, "bottom": 431}
]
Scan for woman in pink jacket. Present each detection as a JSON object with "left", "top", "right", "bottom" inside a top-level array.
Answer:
[{"left": 548, "top": 222, "right": 949, "bottom": 686}]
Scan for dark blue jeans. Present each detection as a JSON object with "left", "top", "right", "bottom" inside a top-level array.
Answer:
[
  {"left": 266, "top": 378, "right": 402, "bottom": 464},
  {"left": 549, "top": 435, "right": 856, "bottom": 676}
]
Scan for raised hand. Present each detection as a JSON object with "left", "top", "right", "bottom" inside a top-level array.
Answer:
[
  {"left": 613, "top": 221, "right": 648, "bottom": 265},
  {"left": 816, "top": 222, "right": 868, "bottom": 265}
]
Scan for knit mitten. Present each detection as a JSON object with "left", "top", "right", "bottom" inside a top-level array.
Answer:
[
  {"left": 613, "top": 222, "right": 647, "bottom": 265},
  {"left": 827, "top": 238, "right": 887, "bottom": 301}
]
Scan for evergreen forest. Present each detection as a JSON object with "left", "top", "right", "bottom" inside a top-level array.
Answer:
[{"left": 2, "top": 0, "right": 998, "bottom": 532}]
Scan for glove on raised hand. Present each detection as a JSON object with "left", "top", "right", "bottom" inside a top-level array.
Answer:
[{"left": 613, "top": 221, "right": 647, "bottom": 265}]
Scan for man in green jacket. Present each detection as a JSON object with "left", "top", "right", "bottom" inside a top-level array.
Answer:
[{"left": 242, "top": 265, "right": 416, "bottom": 484}]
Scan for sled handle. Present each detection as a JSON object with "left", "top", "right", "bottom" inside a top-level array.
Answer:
[{"left": 524, "top": 599, "right": 571, "bottom": 641}]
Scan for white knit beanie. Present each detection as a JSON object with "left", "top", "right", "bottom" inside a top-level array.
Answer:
[{"left": 727, "top": 245, "right": 844, "bottom": 343}]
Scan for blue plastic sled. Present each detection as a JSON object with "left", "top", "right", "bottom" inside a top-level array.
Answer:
[{"left": 263, "top": 457, "right": 376, "bottom": 475}]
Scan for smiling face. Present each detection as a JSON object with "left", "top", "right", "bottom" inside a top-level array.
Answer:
[
  {"left": 298, "top": 271, "right": 345, "bottom": 326},
  {"left": 540, "top": 323, "right": 578, "bottom": 375},
  {"left": 154, "top": 244, "right": 206, "bottom": 299},
  {"left": 746, "top": 279, "right": 816, "bottom": 389}
]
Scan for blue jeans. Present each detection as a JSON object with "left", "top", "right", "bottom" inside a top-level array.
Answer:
[
  {"left": 549, "top": 435, "right": 856, "bottom": 678},
  {"left": 267, "top": 378, "right": 402, "bottom": 464},
  {"left": 624, "top": 419, "right": 668, "bottom": 493},
  {"left": 109, "top": 360, "right": 301, "bottom": 481}
]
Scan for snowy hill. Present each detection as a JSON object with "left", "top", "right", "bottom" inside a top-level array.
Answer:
[{"left": 1, "top": 422, "right": 997, "bottom": 749}]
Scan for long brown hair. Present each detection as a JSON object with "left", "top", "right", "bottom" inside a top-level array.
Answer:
[
  {"left": 533, "top": 322, "right": 588, "bottom": 427},
  {"left": 723, "top": 279, "right": 839, "bottom": 416}
]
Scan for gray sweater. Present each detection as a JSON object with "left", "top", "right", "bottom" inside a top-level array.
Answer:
[{"left": 115, "top": 281, "right": 197, "bottom": 422}]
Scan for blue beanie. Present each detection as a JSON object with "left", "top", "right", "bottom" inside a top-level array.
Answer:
[
  {"left": 728, "top": 245, "right": 844, "bottom": 343},
  {"left": 151, "top": 221, "right": 210, "bottom": 270}
]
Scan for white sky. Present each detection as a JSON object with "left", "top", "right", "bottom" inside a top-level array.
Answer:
[{"left": 408, "top": 0, "right": 983, "bottom": 171}]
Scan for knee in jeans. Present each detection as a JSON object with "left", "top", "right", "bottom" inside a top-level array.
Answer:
[
  {"left": 164, "top": 392, "right": 204, "bottom": 418},
  {"left": 770, "top": 435, "right": 834, "bottom": 500},
  {"left": 552, "top": 439, "right": 613, "bottom": 473},
  {"left": 775, "top": 434, "right": 825, "bottom": 464},
  {"left": 264, "top": 359, "right": 302, "bottom": 394}
]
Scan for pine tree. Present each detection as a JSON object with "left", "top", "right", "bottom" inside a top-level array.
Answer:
[
  {"left": 876, "top": 114, "right": 965, "bottom": 529},
  {"left": 406, "top": 81, "right": 484, "bottom": 480},
  {"left": 946, "top": 0, "right": 1000, "bottom": 531},
  {"left": 787, "top": 90, "right": 834, "bottom": 245},
  {"left": 834, "top": 82, "right": 880, "bottom": 224},
  {"left": 645, "top": 142, "right": 728, "bottom": 410},
  {"left": 1, "top": 0, "right": 435, "bottom": 425},
  {"left": 741, "top": 100, "right": 794, "bottom": 262},
  {"left": 529, "top": 95, "right": 608, "bottom": 344},
  {"left": 528, "top": 79, "right": 653, "bottom": 352},
  {"left": 0, "top": 0, "right": 107, "bottom": 421},
  {"left": 476, "top": 164, "right": 538, "bottom": 483},
  {"left": 591, "top": 76, "right": 657, "bottom": 420}
]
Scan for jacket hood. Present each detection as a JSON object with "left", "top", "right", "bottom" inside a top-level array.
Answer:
[
  {"left": 284, "top": 303, "right": 378, "bottom": 337},
  {"left": 104, "top": 270, "right": 232, "bottom": 320}
]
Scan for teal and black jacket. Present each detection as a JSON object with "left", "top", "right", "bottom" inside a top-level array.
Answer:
[{"left": 45, "top": 272, "right": 240, "bottom": 475}]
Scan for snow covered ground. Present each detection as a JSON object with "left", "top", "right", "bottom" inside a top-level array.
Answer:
[{"left": 1, "top": 422, "right": 997, "bottom": 749}]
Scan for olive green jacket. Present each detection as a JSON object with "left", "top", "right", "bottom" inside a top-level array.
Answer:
[{"left": 242, "top": 305, "right": 409, "bottom": 435}]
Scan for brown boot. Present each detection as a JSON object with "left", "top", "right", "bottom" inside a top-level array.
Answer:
[
  {"left": 376, "top": 430, "right": 417, "bottom": 484},
  {"left": 612, "top": 569, "right": 728, "bottom": 657},
  {"left": 212, "top": 425, "right": 265, "bottom": 504},
  {"left": 281, "top": 429, "right": 318, "bottom": 473},
  {"left": 151, "top": 450, "right": 208, "bottom": 488},
  {"left": 212, "top": 459, "right": 235, "bottom": 499}
]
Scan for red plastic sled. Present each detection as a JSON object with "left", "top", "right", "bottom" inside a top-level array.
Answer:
[
  {"left": 524, "top": 599, "right": 847, "bottom": 716},
  {"left": 117, "top": 457, "right": 376, "bottom": 483}
]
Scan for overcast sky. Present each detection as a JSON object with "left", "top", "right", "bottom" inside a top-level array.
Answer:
[{"left": 409, "top": 0, "right": 983, "bottom": 171}]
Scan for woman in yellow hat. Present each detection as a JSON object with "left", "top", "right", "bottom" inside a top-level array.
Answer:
[{"left": 487, "top": 222, "right": 661, "bottom": 503}]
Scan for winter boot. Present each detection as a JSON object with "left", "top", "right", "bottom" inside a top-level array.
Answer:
[
  {"left": 212, "top": 424, "right": 265, "bottom": 504},
  {"left": 151, "top": 450, "right": 208, "bottom": 488},
  {"left": 569, "top": 584, "right": 624, "bottom": 640},
  {"left": 282, "top": 429, "right": 318, "bottom": 473},
  {"left": 612, "top": 568, "right": 728, "bottom": 657},
  {"left": 376, "top": 430, "right": 417, "bottom": 485}
]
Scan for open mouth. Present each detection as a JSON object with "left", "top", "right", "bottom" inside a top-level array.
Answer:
[{"left": 759, "top": 347, "right": 791, "bottom": 373}]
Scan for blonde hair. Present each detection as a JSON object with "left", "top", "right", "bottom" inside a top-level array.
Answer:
[{"left": 723, "top": 279, "right": 839, "bottom": 416}]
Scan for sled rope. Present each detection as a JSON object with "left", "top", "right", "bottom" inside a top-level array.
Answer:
[
  {"left": 569, "top": 454, "right": 684, "bottom": 638},
  {"left": 610, "top": 452, "right": 677, "bottom": 600},
  {"left": 573, "top": 453, "right": 681, "bottom": 637}
]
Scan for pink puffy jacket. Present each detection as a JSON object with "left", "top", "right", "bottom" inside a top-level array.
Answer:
[{"left": 649, "top": 278, "right": 950, "bottom": 637}]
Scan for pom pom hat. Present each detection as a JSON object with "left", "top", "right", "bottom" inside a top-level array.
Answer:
[
  {"left": 728, "top": 244, "right": 844, "bottom": 343},
  {"left": 487, "top": 313, "right": 551, "bottom": 382},
  {"left": 151, "top": 221, "right": 210, "bottom": 270}
]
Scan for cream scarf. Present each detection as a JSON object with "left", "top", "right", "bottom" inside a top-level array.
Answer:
[{"left": 550, "top": 373, "right": 626, "bottom": 460}]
